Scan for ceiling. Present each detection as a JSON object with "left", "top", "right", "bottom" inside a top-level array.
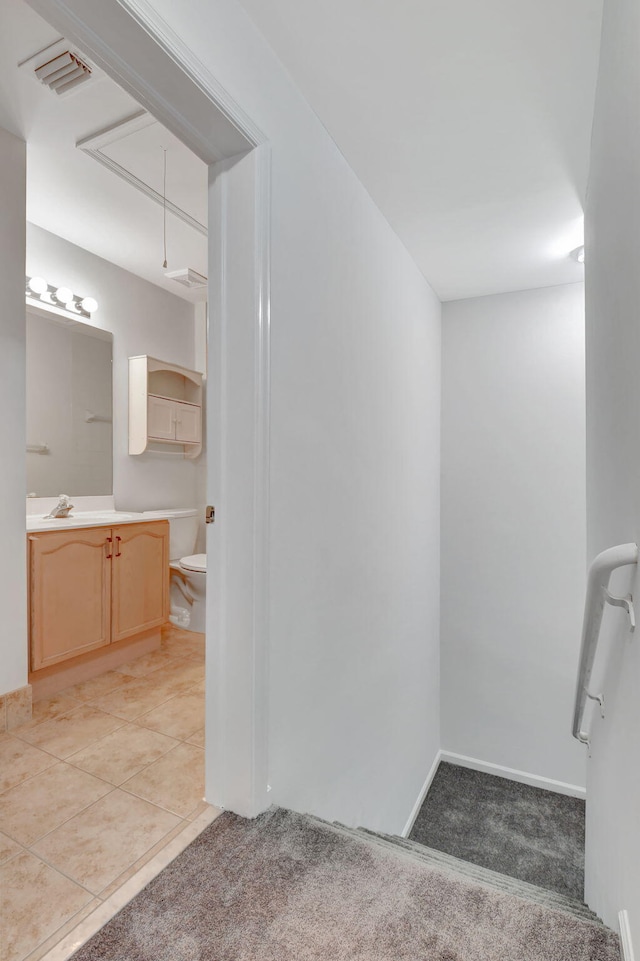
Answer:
[
  {"left": 0, "top": 0, "right": 602, "bottom": 303},
  {"left": 0, "top": 0, "right": 207, "bottom": 303},
  {"left": 236, "top": 0, "right": 602, "bottom": 300}
]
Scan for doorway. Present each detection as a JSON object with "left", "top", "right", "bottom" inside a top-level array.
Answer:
[{"left": 26, "top": 0, "right": 272, "bottom": 821}]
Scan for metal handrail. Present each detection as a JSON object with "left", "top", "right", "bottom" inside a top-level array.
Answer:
[{"left": 572, "top": 542, "right": 638, "bottom": 745}]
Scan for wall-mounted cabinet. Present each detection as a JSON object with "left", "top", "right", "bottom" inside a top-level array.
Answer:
[
  {"left": 29, "top": 521, "right": 169, "bottom": 671},
  {"left": 129, "top": 355, "right": 203, "bottom": 459}
]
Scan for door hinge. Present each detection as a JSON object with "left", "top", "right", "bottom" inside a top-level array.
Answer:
[{"left": 206, "top": 505, "right": 216, "bottom": 524}]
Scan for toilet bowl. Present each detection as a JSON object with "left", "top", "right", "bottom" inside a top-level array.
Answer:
[
  {"left": 142, "top": 509, "right": 206, "bottom": 633},
  {"left": 172, "top": 553, "right": 207, "bottom": 633}
]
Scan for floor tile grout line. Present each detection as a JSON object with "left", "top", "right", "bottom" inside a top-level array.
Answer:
[
  {"left": 17, "top": 671, "right": 202, "bottom": 743},
  {"left": 10, "top": 709, "right": 129, "bottom": 756},
  {"left": 78, "top": 673, "right": 203, "bottom": 723},
  {"left": 2, "top": 681, "right": 202, "bottom": 796},
  {"left": 117, "top": 787, "right": 208, "bottom": 822},
  {"left": 22, "top": 757, "right": 198, "bottom": 850},
  {"left": 0, "top": 751, "right": 61, "bottom": 796},
  {"left": 6, "top": 782, "right": 119, "bottom": 850},
  {"left": 64, "top": 726, "right": 184, "bottom": 787},
  {"left": 94, "top": 815, "right": 191, "bottom": 900},
  {"left": 4, "top": 634, "right": 204, "bottom": 961},
  {"left": 22, "top": 899, "right": 104, "bottom": 961},
  {"left": 20, "top": 845, "right": 99, "bottom": 899},
  {"left": 25, "top": 802, "right": 189, "bottom": 901},
  {"left": 22, "top": 697, "right": 85, "bottom": 731},
  {"left": 33, "top": 805, "right": 219, "bottom": 961}
]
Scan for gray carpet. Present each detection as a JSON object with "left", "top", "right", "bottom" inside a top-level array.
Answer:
[
  {"left": 409, "top": 762, "right": 585, "bottom": 899},
  {"left": 71, "top": 807, "right": 618, "bottom": 961}
]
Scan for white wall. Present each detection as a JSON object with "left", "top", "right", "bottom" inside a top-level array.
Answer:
[
  {"left": 147, "top": 0, "right": 442, "bottom": 832},
  {"left": 0, "top": 126, "right": 27, "bottom": 695},
  {"left": 441, "top": 284, "right": 587, "bottom": 789},
  {"left": 583, "top": 0, "right": 640, "bottom": 937},
  {"left": 26, "top": 223, "right": 199, "bottom": 511}
]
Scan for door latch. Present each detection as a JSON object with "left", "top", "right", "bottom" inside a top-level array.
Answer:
[{"left": 205, "top": 505, "right": 216, "bottom": 524}]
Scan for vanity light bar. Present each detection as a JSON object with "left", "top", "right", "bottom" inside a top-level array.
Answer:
[{"left": 25, "top": 277, "right": 98, "bottom": 318}]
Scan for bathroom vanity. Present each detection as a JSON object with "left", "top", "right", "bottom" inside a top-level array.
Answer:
[
  {"left": 27, "top": 511, "right": 169, "bottom": 699},
  {"left": 25, "top": 314, "right": 175, "bottom": 702}
]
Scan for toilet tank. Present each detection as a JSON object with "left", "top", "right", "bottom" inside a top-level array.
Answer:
[{"left": 142, "top": 508, "right": 198, "bottom": 561}]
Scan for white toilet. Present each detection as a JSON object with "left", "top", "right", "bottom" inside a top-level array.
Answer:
[{"left": 142, "top": 508, "right": 206, "bottom": 633}]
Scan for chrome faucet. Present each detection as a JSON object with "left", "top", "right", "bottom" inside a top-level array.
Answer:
[{"left": 45, "top": 494, "right": 75, "bottom": 519}]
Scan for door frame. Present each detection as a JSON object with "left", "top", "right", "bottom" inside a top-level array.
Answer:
[{"left": 28, "top": 0, "right": 272, "bottom": 817}]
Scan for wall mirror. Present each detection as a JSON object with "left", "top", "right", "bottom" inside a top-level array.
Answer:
[{"left": 26, "top": 307, "right": 113, "bottom": 497}]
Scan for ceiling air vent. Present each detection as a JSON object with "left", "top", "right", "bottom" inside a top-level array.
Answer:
[
  {"left": 165, "top": 268, "right": 208, "bottom": 289},
  {"left": 19, "top": 39, "right": 93, "bottom": 96}
]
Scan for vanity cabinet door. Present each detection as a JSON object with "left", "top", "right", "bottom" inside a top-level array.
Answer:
[
  {"left": 111, "top": 521, "right": 169, "bottom": 642},
  {"left": 29, "top": 529, "right": 112, "bottom": 670}
]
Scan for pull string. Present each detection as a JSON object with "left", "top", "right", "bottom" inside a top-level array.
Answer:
[{"left": 162, "top": 146, "right": 168, "bottom": 269}]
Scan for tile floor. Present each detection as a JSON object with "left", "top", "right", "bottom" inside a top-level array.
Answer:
[{"left": 1, "top": 624, "right": 214, "bottom": 961}]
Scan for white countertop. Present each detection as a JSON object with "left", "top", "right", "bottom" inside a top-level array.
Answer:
[{"left": 26, "top": 511, "right": 153, "bottom": 533}]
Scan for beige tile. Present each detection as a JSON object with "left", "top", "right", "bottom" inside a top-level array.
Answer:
[
  {"left": 33, "top": 789, "right": 180, "bottom": 895},
  {"left": 150, "top": 659, "right": 204, "bottom": 697},
  {"left": 115, "top": 649, "right": 180, "bottom": 677},
  {"left": 0, "top": 762, "right": 111, "bottom": 846},
  {"left": 135, "top": 690, "right": 204, "bottom": 741},
  {"left": 122, "top": 742, "right": 204, "bottom": 818},
  {"left": 34, "top": 806, "right": 222, "bottom": 961},
  {"left": 98, "top": 817, "right": 191, "bottom": 900},
  {"left": 0, "top": 830, "right": 22, "bottom": 865},
  {"left": 21, "top": 693, "right": 82, "bottom": 731},
  {"left": 6, "top": 685, "right": 33, "bottom": 731},
  {"left": 69, "top": 724, "right": 179, "bottom": 785},
  {"left": 62, "top": 670, "right": 136, "bottom": 702},
  {"left": 1, "top": 850, "right": 92, "bottom": 961},
  {"left": 89, "top": 675, "right": 175, "bottom": 721},
  {"left": 23, "top": 898, "right": 101, "bottom": 961},
  {"left": 187, "top": 727, "right": 205, "bottom": 747},
  {"left": 0, "top": 734, "right": 58, "bottom": 793},
  {"left": 13, "top": 704, "right": 124, "bottom": 759},
  {"left": 184, "top": 649, "right": 205, "bottom": 665},
  {"left": 186, "top": 799, "right": 211, "bottom": 821},
  {"left": 161, "top": 631, "right": 206, "bottom": 660}
]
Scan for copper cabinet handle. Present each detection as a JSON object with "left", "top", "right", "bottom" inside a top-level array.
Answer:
[
  {"left": 115, "top": 535, "right": 122, "bottom": 557},
  {"left": 105, "top": 537, "right": 113, "bottom": 559}
]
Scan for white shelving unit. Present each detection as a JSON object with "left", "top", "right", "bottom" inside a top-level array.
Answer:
[{"left": 129, "top": 355, "right": 203, "bottom": 459}]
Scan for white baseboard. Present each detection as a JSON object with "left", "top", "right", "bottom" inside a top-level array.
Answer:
[
  {"left": 401, "top": 750, "right": 442, "bottom": 837},
  {"left": 439, "top": 750, "right": 586, "bottom": 799},
  {"left": 619, "top": 910, "right": 636, "bottom": 961}
]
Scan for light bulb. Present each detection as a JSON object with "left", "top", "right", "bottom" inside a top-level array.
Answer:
[
  {"left": 80, "top": 297, "right": 98, "bottom": 313},
  {"left": 55, "top": 286, "right": 74, "bottom": 305},
  {"left": 570, "top": 245, "right": 585, "bottom": 265},
  {"left": 28, "top": 276, "right": 48, "bottom": 295}
]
